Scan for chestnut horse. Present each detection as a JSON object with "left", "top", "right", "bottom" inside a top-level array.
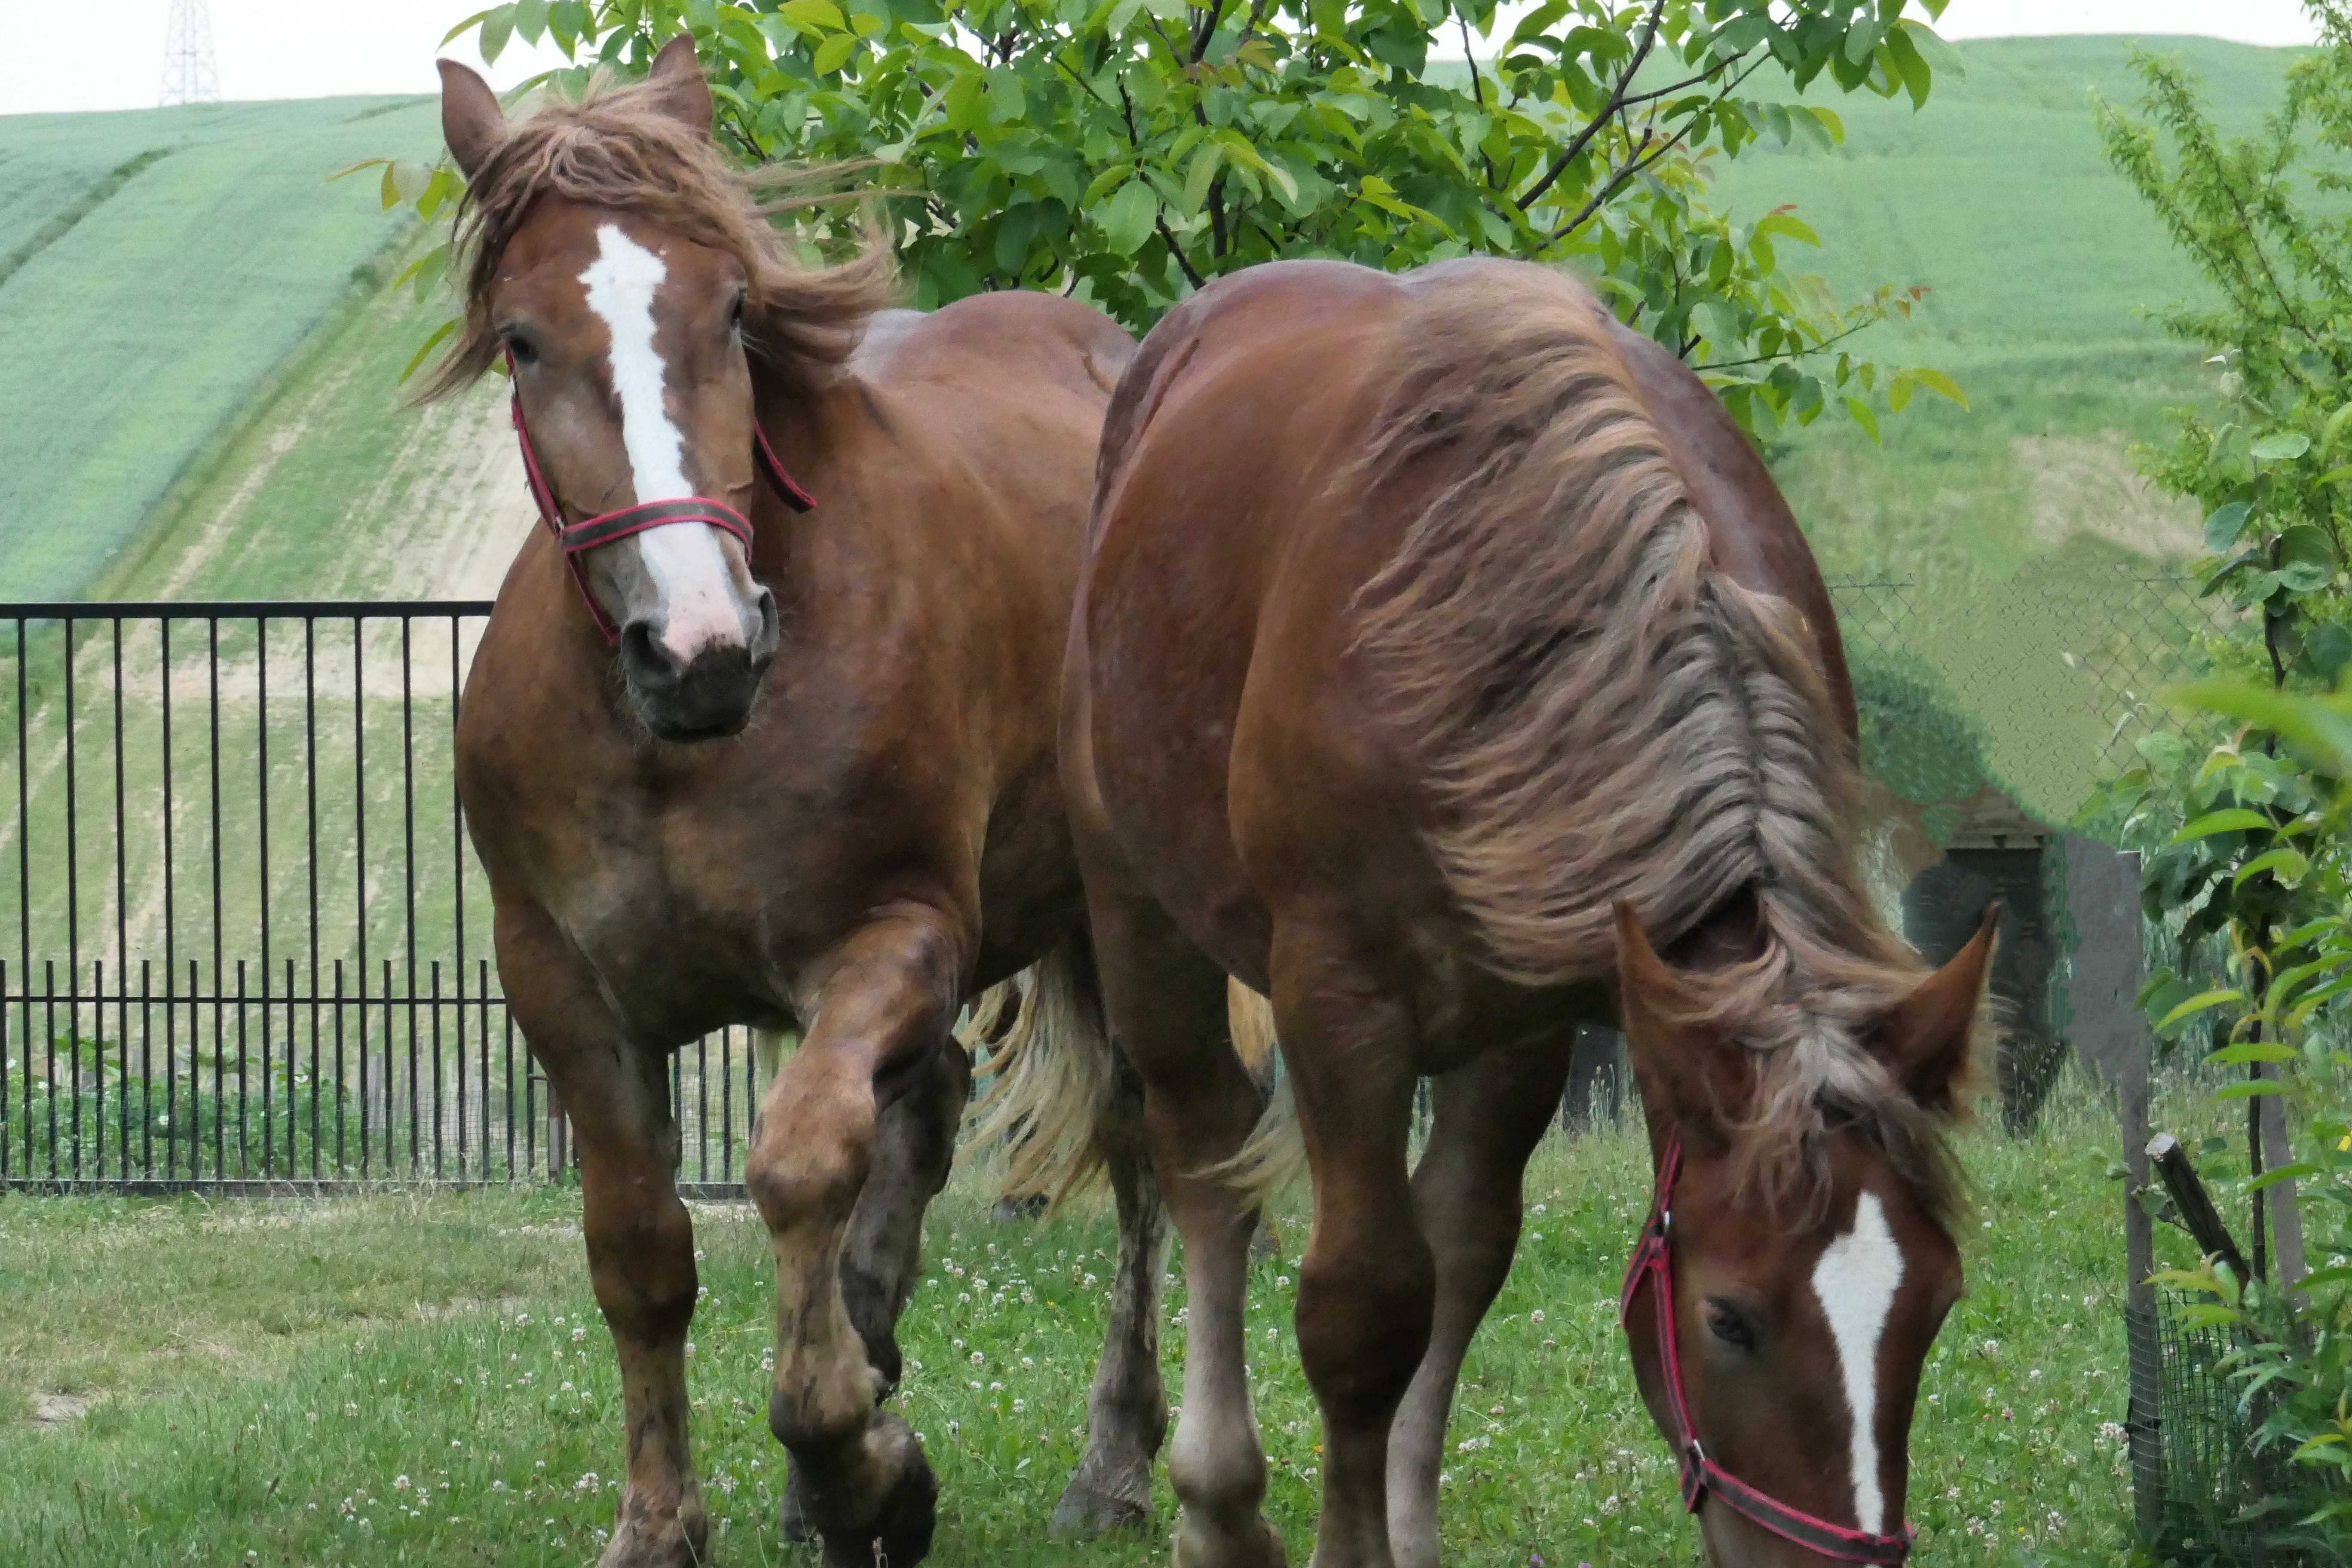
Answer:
[
  {"left": 433, "top": 40, "right": 1165, "bottom": 1568},
  {"left": 1046, "top": 258, "right": 1995, "bottom": 1568}
]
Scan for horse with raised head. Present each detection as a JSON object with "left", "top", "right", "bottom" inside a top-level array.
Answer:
[
  {"left": 432, "top": 38, "right": 1166, "bottom": 1567},
  {"left": 1047, "top": 256, "right": 1995, "bottom": 1568}
]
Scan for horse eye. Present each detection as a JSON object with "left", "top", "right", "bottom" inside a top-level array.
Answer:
[
  {"left": 1704, "top": 1298, "right": 1755, "bottom": 1353},
  {"left": 504, "top": 334, "right": 539, "bottom": 368},
  {"left": 727, "top": 295, "right": 745, "bottom": 336}
]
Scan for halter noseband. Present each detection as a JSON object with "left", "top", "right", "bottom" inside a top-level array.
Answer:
[
  {"left": 1619, "top": 1132, "right": 1918, "bottom": 1564},
  {"left": 505, "top": 352, "right": 814, "bottom": 644}
]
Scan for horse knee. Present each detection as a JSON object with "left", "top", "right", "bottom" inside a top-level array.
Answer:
[
  {"left": 583, "top": 1190, "right": 698, "bottom": 1343},
  {"left": 1295, "top": 1241, "right": 1434, "bottom": 1422}
]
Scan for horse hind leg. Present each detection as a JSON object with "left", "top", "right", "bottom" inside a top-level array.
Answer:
[
  {"left": 1054, "top": 1042, "right": 1170, "bottom": 1535},
  {"left": 964, "top": 936, "right": 1176, "bottom": 1537},
  {"left": 1080, "top": 873, "right": 1286, "bottom": 1568},
  {"left": 1384, "top": 1034, "right": 1573, "bottom": 1568}
]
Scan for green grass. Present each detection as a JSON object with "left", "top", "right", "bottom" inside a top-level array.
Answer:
[
  {"left": 0, "top": 98, "right": 437, "bottom": 602},
  {"left": 0, "top": 1074, "right": 2217, "bottom": 1566}
]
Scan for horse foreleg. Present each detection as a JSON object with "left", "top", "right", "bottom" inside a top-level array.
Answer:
[
  {"left": 1383, "top": 1035, "right": 1572, "bottom": 1568},
  {"left": 1272, "top": 917, "right": 1429, "bottom": 1568},
  {"left": 749, "top": 912, "right": 962, "bottom": 1568},
  {"left": 501, "top": 907, "right": 706, "bottom": 1568},
  {"left": 1053, "top": 1046, "right": 1170, "bottom": 1535},
  {"left": 776, "top": 1032, "right": 968, "bottom": 1545}
]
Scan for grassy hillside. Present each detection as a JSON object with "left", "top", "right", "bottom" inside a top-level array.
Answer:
[
  {"left": 0, "top": 97, "right": 438, "bottom": 602},
  {"left": 1705, "top": 34, "right": 2303, "bottom": 584}
]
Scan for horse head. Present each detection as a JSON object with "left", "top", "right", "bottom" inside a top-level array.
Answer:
[
  {"left": 439, "top": 37, "right": 781, "bottom": 741},
  {"left": 1612, "top": 903, "right": 1994, "bottom": 1566}
]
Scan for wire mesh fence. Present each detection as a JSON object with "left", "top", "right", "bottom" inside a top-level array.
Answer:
[
  {"left": 1829, "top": 564, "right": 2237, "bottom": 826},
  {"left": 2148, "top": 1289, "right": 2325, "bottom": 1568}
]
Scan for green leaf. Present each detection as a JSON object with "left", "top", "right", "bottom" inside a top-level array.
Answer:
[
  {"left": 2245, "top": 1161, "right": 2320, "bottom": 1193},
  {"left": 812, "top": 32, "right": 859, "bottom": 74},
  {"left": 2205, "top": 500, "right": 2253, "bottom": 552},
  {"left": 1753, "top": 210, "right": 1821, "bottom": 248},
  {"left": 2168, "top": 808, "right": 2273, "bottom": 843},
  {"left": 398, "top": 318, "right": 460, "bottom": 385},
  {"left": 513, "top": 0, "right": 550, "bottom": 43},
  {"left": 2213, "top": 1078, "right": 2287, "bottom": 1100},
  {"left": 2157, "top": 989, "right": 2245, "bottom": 1030},
  {"left": 479, "top": 5, "right": 515, "bottom": 64},
  {"left": 1181, "top": 144, "right": 1225, "bottom": 219},
  {"left": 1887, "top": 370, "right": 1913, "bottom": 414},
  {"left": 2252, "top": 431, "right": 2312, "bottom": 462},
  {"left": 2232, "top": 845, "right": 2309, "bottom": 890},
  {"left": 2205, "top": 1040, "right": 2300, "bottom": 1067},
  {"left": 2178, "top": 680, "right": 2352, "bottom": 776},
  {"left": 1908, "top": 365, "right": 1966, "bottom": 409},
  {"left": 1098, "top": 179, "right": 1157, "bottom": 256},
  {"left": 1844, "top": 396, "right": 1880, "bottom": 445},
  {"left": 441, "top": 9, "right": 496, "bottom": 46},
  {"left": 781, "top": 0, "right": 846, "bottom": 32},
  {"left": 2278, "top": 522, "right": 2337, "bottom": 570}
]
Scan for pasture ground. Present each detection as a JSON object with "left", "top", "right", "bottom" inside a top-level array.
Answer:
[{"left": 1, "top": 1072, "right": 2215, "bottom": 1567}]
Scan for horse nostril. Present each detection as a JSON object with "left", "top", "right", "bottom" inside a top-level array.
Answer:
[
  {"left": 747, "top": 588, "right": 780, "bottom": 672},
  {"left": 619, "top": 620, "right": 682, "bottom": 692}
]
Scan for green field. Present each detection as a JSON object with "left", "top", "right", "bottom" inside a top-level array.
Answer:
[
  {"left": 0, "top": 97, "right": 438, "bottom": 603},
  {"left": 0, "top": 1073, "right": 2190, "bottom": 1566}
]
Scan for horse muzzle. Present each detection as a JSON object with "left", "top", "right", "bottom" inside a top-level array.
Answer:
[{"left": 619, "top": 587, "right": 779, "bottom": 741}]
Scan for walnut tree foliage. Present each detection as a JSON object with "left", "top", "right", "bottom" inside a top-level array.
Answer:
[{"left": 370, "top": 0, "right": 1965, "bottom": 440}]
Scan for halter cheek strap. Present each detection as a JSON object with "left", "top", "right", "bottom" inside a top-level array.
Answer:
[
  {"left": 505, "top": 352, "right": 815, "bottom": 644},
  {"left": 1619, "top": 1133, "right": 1918, "bottom": 1565}
]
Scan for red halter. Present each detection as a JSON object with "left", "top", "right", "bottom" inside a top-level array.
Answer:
[
  {"left": 506, "top": 354, "right": 815, "bottom": 644},
  {"left": 1620, "top": 1132, "right": 1918, "bottom": 1564}
]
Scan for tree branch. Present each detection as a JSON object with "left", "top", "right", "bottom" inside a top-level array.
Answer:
[
  {"left": 1156, "top": 214, "right": 1208, "bottom": 288},
  {"left": 1696, "top": 317, "right": 1877, "bottom": 374},
  {"left": 1516, "top": 0, "right": 1666, "bottom": 213},
  {"left": 1190, "top": 0, "right": 1231, "bottom": 62}
]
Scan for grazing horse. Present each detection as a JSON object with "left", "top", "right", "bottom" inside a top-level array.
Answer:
[
  {"left": 1050, "top": 257, "right": 1994, "bottom": 1568},
  {"left": 433, "top": 39, "right": 1161, "bottom": 1567}
]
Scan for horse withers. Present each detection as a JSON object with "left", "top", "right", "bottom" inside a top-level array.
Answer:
[
  {"left": 432, "top": 38, "right": 1163, "bottom": 1568},
  {"left": 1053, "top": 257, "right": 1994, "bottom": 1568}
]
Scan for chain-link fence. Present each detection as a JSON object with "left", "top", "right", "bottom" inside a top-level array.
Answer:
[{"left": 1830, "top": 564, "right": 2240, "bottom": 830}]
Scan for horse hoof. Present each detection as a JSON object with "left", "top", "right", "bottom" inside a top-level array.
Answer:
[
  {"left": 1171, "top": 1511, "right": 1286, "bottom": 1568},
  {"left": 1050, "top": 1475, "right": 1151, "bottom": 1537},
  {"left": 819, "top": 1447, "right": 939, "bottom": 1567},
  {"left": 594, "top": 1506, "right": 709, "bottom": 1568},
  {"left": 779, "top": 1466, "right": 818, "bottom": 1543}
]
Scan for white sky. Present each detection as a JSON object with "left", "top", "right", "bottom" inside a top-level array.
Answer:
[{"left": 0, "top": 0, "right": 2323, "bottom": 117}]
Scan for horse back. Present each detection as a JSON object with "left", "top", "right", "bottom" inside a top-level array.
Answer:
[{"left": 1078, "top": 257, "right": 1857, "bottom": 1020}]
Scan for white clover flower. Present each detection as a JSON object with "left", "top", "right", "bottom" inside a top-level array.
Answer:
[
  {"left": 572, "top": 1326, "right": 586, "bottom": 1342},
  {"left": 970, "top": 1350, "right": 984, "bottom": 1366},
  {"left": 1530, "top": 1310, "right": 1545, "bottom": 1324},
  {"left": 575, "top": 1473, "right": 600, "bottom": 1494},
  {"left": 394, "top": 1476, "right": 410, "bottom": 1490}
]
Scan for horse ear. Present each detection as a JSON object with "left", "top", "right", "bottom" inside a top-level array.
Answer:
[
  {"left": 438, "top": 58, "right": 505, "bottom": 181},
  {"left": 1877, "top": 903, "right": 1998, "bottom": 1115},
  {"left": 1612, "top": 903, "right": 1753, "bottom": 1140},
  {"left": 642, "top": 32, "right": 715, "bottom": 136}
]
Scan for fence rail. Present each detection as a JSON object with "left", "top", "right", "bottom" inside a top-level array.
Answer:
[
  {"left": 0, "top": 599, "right": 757, "bottom": 1194},
  {"left": 0, "top": 575, "right": 2228, "bottom": 1194}
]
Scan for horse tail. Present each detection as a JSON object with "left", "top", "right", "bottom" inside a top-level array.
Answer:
[
  {"left": 966, "top": 936, "right": 1118, "bottom": 1208},
  {"left": 1201, "top": 981, "right": 1307, "bottom": 1212}
]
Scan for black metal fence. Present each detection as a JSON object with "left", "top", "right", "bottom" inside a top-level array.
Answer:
[
  {"left": 0, "top": 574, "right": 2231, "bottom": 1194},
  {"left": 0, "top": 600, "right": 767, "bottom": 1195}
]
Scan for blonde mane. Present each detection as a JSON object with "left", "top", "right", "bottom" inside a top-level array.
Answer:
[
  {"left": 419, "top": 69, "right": 896, "bottom": 404},
  {"left": 1351, "top": 262, "right": 1962, "bottom": 1221}
]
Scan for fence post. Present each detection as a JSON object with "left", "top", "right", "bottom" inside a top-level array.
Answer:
[{"left": 2060, "top": 837, "right": 2165, "bottom": 1537}]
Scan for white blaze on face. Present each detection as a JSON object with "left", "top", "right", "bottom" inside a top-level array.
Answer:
[
  {"left": 1810, "top": 1190, "right": 1906, "bottom": 1536},
  {"left": 577, "top": 223, "right": 742, "bottom": 662}
]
